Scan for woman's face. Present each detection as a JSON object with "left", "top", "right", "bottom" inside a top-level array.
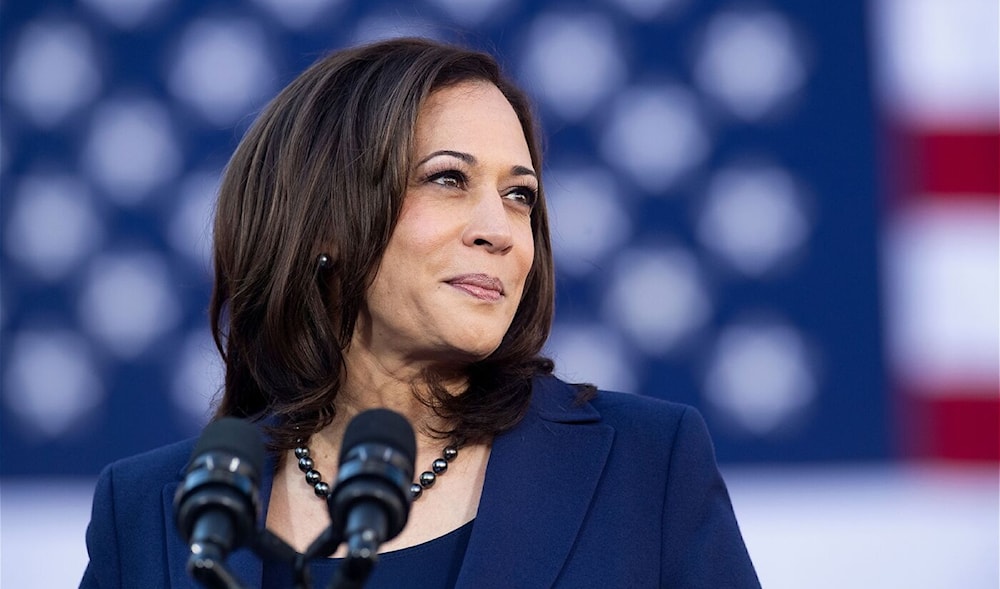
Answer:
[{"left": 355, "top": 80, "right": 537, "bottom": 370}]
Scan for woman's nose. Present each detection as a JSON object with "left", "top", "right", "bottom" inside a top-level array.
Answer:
[{"left": 462, "top": 191, "right": 514, "bottom": 254}]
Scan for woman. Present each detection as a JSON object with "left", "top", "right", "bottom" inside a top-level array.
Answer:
[{"left": 81, "top": 37, "right": 760, "bottom": 588}]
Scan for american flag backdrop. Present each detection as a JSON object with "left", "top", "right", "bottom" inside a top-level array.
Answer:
[{"left": 1, "top": 0, "right": 997, "bottom": 587}]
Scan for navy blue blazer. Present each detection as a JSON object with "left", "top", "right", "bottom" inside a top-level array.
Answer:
[{"left": 81, "top": 375, "right": 760, "bottom": 588}]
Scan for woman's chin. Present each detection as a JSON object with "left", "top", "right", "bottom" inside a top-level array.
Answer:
[{"left": 431, "top": 337, "right": 503, "bottom": 367}]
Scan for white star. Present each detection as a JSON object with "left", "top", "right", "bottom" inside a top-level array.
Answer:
[
  {"left": 171, "top": 328, "right": 224, "bottom": 433},
  {"left": 5, "top": 174, "right": 104, "bottom": 281},
  {"left": 697, "top": 162, "right": 811, "bottom": 276},
  {"left": 425, "top": 0, "right": 508, "bottom": 26},
  {"left": 4, "top": 20, "right": 101, "bottom": 127},
  {"left": 249, "top": 0, "right": 343, "bottom": 29},
  {"left": 168, "top": 18, "right": 277, "bottom": 126},
  {"left": 169, "top": 170, "right": 221, "bottom": 272},
  {"left": 80, "top": 0, "right": 171, "bottom": 28},
  {"left": 608, "top": 0, "right": 688, "bottom": 20},
  {"left": 600, "top": 85, "right": 710, "bottom": 193},
  {"left": 83, "top": 98, "right": 183, "bottom": 204},
  {"left": 694, "top": 8, "right": 807, "bottom": 121},
  {"left": 78, "top": 252, "right": 182, "bottom": 358},
  {"left": 520, "top": 13, "right": 626, "bottom": 121},
  {"left": 4, "top": 329, "right": 104, "bottom": 439},
  {"left": 547, "top": 167, "right": 633, "bottom": 277},
  {"left": 704, "top": 319, "right": 817, "bottom": 435},
  {"left": 546, "top": 322, "right": 636, "bottom": 393},
  {"left": 604, "top": 247, "right": 712, "bottom": 354},
  {"left": 352, "top": 16, "right": 441, "bottom": 45}
]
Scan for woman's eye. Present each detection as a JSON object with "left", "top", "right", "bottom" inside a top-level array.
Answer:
[
  {"left": 505, "top": 186, "right": 537, "bottom": 208},
  {"left": 429, "top": 170, "right": 466, "bottom": 188}
]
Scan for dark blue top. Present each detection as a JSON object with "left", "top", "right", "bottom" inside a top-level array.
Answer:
[{"left": 262, "top": 520, "right": 476, "bottom": 589}]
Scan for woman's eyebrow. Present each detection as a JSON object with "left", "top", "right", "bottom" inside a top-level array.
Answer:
[
  {"left": 511, "top": 165, "right": 536, "bottom": 179},
  {"left": 416, "top": 150, "right": 536, "bottom": 179},
  {"left": 416, "top": 149, "right": 474, "bottom": 166}
]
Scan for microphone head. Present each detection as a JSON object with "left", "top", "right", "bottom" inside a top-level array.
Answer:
[
  {"left": 175, "top": 417, "right": 263, "bottom": 550},
  {"left": 189, "top": 416, "right": 265, "bottom": 476},
  {"left": 329, "top": 409, "right": 417, "bottom": 545},
  {"left": 339, "top": 408, "right": 416, "bottom": 467}
]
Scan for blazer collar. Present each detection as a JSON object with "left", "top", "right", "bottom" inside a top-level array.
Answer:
[
  {"left": 455, "top": 375, "right": 613, "bottom": 589},
  {"left": 162, "top": 375, "right": 612, "bottom": 589}
]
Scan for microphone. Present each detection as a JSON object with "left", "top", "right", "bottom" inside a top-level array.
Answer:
[
  {"left": 325, "top": 409, "right": 416, "bottom": 582},
  {"left": 174, "top": 417, "right": 264, "bottom": 588}
]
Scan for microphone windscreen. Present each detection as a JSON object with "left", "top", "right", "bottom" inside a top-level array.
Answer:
[
  {"left": 190, "top": 417, "right": 265, "bottom": 475},
  {"left": 339, "top": 409, "right": 416, "bottom": 466}
]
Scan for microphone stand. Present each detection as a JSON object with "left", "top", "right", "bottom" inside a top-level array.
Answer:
[
  {"left": 187, "top": 518, "right": 381, "bottom": 589},
  {"left": 326, "top": 546, "right": 379, "bottom": 589},
  {"left": 187, "top": 550, "right": 245, "bottom": 589},
  {"left": 254, "top": 528, "right": 313, "bottom": 589},
  {"left": 301, "top": 516, "right": 380, "bottom": 589},
  {"left": 186, "top": 527, "right": 302, "bottom": 589}
]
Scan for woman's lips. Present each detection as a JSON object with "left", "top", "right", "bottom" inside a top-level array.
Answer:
[{"left": 447, "top": 274, "right": 504, "bottom": 301}]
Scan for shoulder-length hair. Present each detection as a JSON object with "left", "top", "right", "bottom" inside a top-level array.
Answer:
[{"left": 210, "top": 37, "right": 555, "bottom": 452}]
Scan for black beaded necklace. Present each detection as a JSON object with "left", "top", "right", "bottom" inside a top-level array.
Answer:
[{"left": 294, "top": 440, "right": 459, "bottom": 500}]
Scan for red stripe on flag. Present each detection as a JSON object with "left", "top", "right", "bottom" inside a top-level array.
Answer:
[
  {"left": 899, "top": 390, "right": 1000, "bottom": 462},
  {"left": 904, "top": 130, "right": 1000, "bottom": 197}
]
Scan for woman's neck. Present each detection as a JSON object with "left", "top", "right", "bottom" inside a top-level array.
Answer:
[
  {"left": 305, "top": 352, "right": 465, "bottom": 459},
  {"left": 339, "top": 335, "right": 466, "bottom": 420}
]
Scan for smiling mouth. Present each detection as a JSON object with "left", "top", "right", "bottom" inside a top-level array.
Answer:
[{"left": 447, "top": 274, "right": 504, "bottom": 301}]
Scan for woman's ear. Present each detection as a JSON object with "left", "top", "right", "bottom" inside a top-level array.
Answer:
[
  {"left": 315, "top": 243, "right": 340, "bottom": 272},
  {"left": 317, "top": 253, "right": 333, "bottom": 270}
]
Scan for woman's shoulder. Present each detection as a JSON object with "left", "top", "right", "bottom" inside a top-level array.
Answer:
[
  {"left": 97, "top": 436, "right": 197, "bottom": 490},
  {"left": 529, "top": 374, "right": 711, "bottom": 455},
  {"left": 532, "top": 373, "right": 696, "bottom": 426},
  {"left": 592, "top": 387, "right": 692, "bottom": 418},
  {"left": 529, "top": 374, "right": 723, "bottom": 478}
]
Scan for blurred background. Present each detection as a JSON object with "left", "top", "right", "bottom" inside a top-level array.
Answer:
[{"left": 1, "top": 0, "right": 996, "bottom": 587}]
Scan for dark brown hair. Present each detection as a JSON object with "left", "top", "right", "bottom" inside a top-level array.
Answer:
[{"left": 210, "top": 37, "right": 556, "bottom": 452}]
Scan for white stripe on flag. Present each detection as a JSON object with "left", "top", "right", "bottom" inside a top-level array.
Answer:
[
  {"left": 873, "top": 0, "right": 999, "bottom": 127},
  {"left": 884, "top": 200, "right": 1000, "bottom": 395}
]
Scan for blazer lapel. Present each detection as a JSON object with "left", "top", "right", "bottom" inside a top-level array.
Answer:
[{"left": 455, "top": 376, "right": 614, "bottom": 589}]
